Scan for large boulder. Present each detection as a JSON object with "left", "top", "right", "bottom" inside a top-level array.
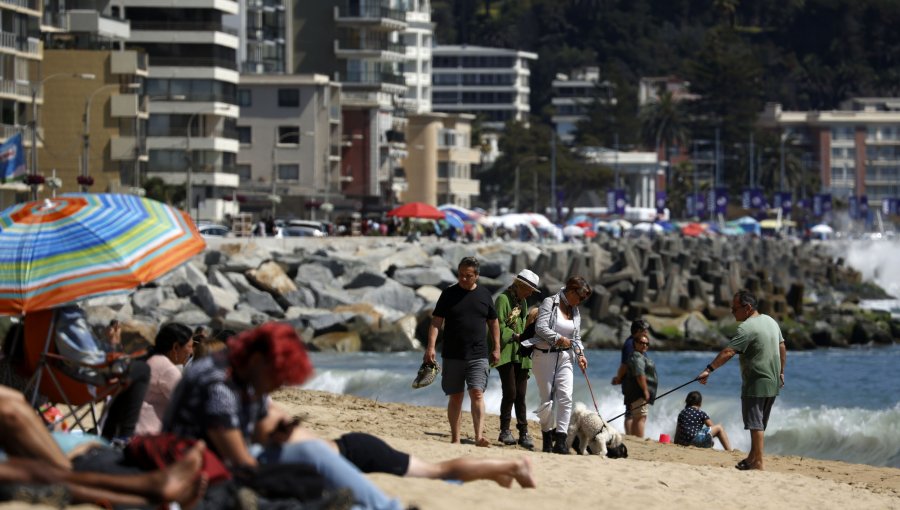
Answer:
[
  {"left": 218, "top": 242, "right": 271, "bottom": 272},
  {"left": 241, "top": 289, "right": 285, "bottom": 318},
  {"left": 131, "top": 287, "right": 174, "bottom": 316},
  {"left": 246, "top": 261, "right": 297, "bottom": 297},
  {"left": 391, "top": 265, "right": 457, "bottom": 288},
  {"left": 310, "top": 331, "right": 362, "bottom": 352},
  {"left": 194, "top": 284, "right": 238, "bottom": 318}
]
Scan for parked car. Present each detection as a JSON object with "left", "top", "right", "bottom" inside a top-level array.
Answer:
[
  {"left": 286, "top": 220, "right": 328, "bottom": 236},
  {"left": 279, "top": 226, "right": 324, "bottom": 237},
  {"left": 198, "top": 224, "right": 231, "bottom": 238}
]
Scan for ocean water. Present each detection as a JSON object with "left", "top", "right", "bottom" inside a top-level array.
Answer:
[{"left": 302, "top": 346, "right": 900, "bottom": 468}]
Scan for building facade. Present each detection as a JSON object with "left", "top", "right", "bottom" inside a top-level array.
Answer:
[
  {"left": 578, "top": 147, "right": 663, "bottom": 210},
  {"left": 399, "top": 0, "right": 432, "bottom": 114},
  {"left": 294, "top": 0, "right": 409, "bottom": 212},
  {"left": 551, "top": 67, "right": 611, "bottom": 144},
  {"left": 401, "top": 112, "right": 479, "bottom": 207},
  {"left": 235, "top": 74, "right": 342, "bottom": 220},
  {"left": 758, "top": 99, "right": 900, "bottom": 205},
  {"left": 432, "top": 45, "right": 537, "bottom": 131},
  {"left": 123, "top": 0, "right": 241, "bottom": 221},
  {"left": 233, "top": 0, "right": 288, "bottom": 74},
  {"left": 0, "top": 0, "right": 42, "bottom": 203}
]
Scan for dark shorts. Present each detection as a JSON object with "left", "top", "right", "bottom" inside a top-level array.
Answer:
[
  {"left": 335, "top": 432, "right": 410, "bottom": 476},
  {"left": 691, "top": 426, "right": 714, "bottom": 448},
  {"left": 741, "top": 396, "right": 776, "bottom": 431},
  {"left": 441, "top": 358, "right": 489, "bottom": 395}
]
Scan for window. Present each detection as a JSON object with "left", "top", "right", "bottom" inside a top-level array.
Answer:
[
  {"left": 277, "top": 164, "right": 299, "bottom": 181},
  {"left": 278, "top": 88, "right": 300, "bottom": 107},
  {"left": 238, "top": 89, "right": 251, "bottom": 107},
  {"left": 237, "top": 126, "right": 251, "bottom": 144},
  {"left": 437, "top": 162, "right": 449, "bottom": 178},
  {"left": 236, "top": 164, "right": 251, "bottom": 181},
  {"left": 277, "top": 126, "right": 299, "bottom": 144}
]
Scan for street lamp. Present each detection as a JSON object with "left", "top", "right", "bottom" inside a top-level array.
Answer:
[
  {"left": 184, "top": 104, "right": 231, "bottom": 221},
  {"left": 514, "top": 155, "right": 547, "bottom": 212},
  {"left": 29, "top": 73, "right": 95, "bottom": 199},
  {"left": 82, "top": 83, "right": 140, "bottom": 192}
]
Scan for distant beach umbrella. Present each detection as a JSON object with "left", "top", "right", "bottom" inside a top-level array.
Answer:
[
  {"left": 386, "top": 202, "right": 445, "bottom": 220},
  {"left": 0, "top": 193, "right": 205, "bottom": 315}
]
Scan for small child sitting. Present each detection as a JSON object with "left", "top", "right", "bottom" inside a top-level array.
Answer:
[{"left": 674, "top": 391, "right": 732, "bottom": 451}]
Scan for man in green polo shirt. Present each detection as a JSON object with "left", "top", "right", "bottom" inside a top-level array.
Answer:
[{"left": 697, "top": 289, "right": 786, "bottom": 471}]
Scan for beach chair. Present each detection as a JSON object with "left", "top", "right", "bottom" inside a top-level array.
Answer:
[{"left": 16, "top": 308, "right": 143, "bottom": 434}]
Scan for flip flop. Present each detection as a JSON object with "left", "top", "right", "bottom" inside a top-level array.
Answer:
[
  {"left": 735, "top": 460, "right": 752, "bottom": 470},
  {"left": 475, "top": 437, "right": 491, "bottom": 448}
]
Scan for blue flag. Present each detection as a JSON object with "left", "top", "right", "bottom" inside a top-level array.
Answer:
[{"left": 0, "top": 133, "right": 26, "bottom": 182}]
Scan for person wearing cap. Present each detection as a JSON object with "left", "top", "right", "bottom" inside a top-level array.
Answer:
[{"left": 493, "top": 269, "right": 541, "bottom": 449}]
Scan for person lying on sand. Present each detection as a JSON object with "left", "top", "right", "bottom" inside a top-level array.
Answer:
[{"left": 0, "top": 384, "right": 206, "bottom": 508}]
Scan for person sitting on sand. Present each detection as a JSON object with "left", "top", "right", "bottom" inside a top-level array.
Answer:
[
  {"left": 0, "top": 384, "right": 206, "bottom": 508},
  {"left": 163, "top": 322, "right": 406, "bottom": 510},
  {"left": 674, "top": 391, "right": 732, "bottom": 451}
]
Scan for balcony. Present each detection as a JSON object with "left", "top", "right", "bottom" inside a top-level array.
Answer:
[
  {"left": 149, "top": 56, "right": 238, "bottom": 71},
  {"left": 129, "top": 20, "right": 239, "bottom": 36},
  {"left": 0, "top": 32, "right": 41, "bottom": 57},
  {"left": 0, "top": 79, "right": 33, "bottom": 100},
  {"left": 66, "top": 10, "right": 130, "bottom": 39},
  {"left": 335, "top": 35, "right": 405, "bottom": 59},
  {"left": 340, "top": 70, "right": 405, "bottom": 87},
  {"left": 111, "top": 94, "right": 149, "bottom": 119},
  {"left": 111, "top": 51, "right": 149, "bottom": 76},
  {"left": 110, "top": 137, "right": 147, "bottom": 161},
  {"left": 42, "top": 10, "right": 69, "bottom": 31},
  {"left": 0, "top": 0, "right": 39, "bottom": 12},
  {"left": 336, "top": 1, "right": 407, "bottom": 31}
]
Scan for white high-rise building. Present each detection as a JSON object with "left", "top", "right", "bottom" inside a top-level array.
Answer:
[
  {"left": 432, "top": 45, "right": 536, "bottom": 131},
  {"left": 124, "top": 0, "right": 241, "bottom": 220},
  {"left": 400, "top": 0, "right": 433, "bottom": 113}
]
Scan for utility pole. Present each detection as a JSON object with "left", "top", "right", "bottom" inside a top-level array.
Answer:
[{"left": 550, "top": 130, "right": 557, "bottom": 220}]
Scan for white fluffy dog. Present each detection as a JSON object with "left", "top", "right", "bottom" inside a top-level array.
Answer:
[{"left": 566, "top": 402, "right": 624, "bottom": 457}]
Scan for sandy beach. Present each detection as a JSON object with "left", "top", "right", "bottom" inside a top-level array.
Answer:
[{"left": 275, "top": 389, "right": 900, "bottom": 510}]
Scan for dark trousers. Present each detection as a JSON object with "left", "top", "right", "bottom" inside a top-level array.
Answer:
[
  {"left": 101, "top": 359, "right": 150, "bottom": 441},
  {"left": 496, "top": 362, "right": 529, "bottom": 430}
]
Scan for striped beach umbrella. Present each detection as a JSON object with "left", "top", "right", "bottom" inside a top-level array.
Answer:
[{"left": 0, "top": 193, "right": 205, "bottom": 315}]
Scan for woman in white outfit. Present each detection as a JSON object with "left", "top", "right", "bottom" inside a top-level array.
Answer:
[{"left": 531, "top": 275, "right": 591, "bottom": 454}]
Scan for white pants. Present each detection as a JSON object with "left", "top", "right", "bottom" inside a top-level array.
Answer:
[{"left": 531, "top": 349, "right": 574, "bottom": 434}]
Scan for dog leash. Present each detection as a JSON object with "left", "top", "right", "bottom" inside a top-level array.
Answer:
[{"left": 607, "top": 377, "right": 701, "bottom": 423}]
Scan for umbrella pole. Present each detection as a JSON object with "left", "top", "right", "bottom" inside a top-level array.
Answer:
[{"left": 29, "top": 311, "right": 57, "bottom": 408}]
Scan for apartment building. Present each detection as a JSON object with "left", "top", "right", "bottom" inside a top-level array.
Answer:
[
  {"left": 0, "top": 0, "right": 42, "bottom": 203},
  {"left": 578, "top": 147, "right": 663, "bottom": 209},
  {"left": 39, "top": 1, "right": 149, "bottom": 195},
  {"left": 294, "top": 0, "right": 408, "bottom": 212},
  {"left": 234, "top": 0, "right": 288, "bottom": 74},
  {"left": 401, "top": 112, "right": 479, "bottom": 207},
  {"left": 758, "top": 99, "right": 900, "bottom": 205},
  {"left": 551, "top": 67, "right": 612, "bottom": 144},
  {"left": 432, "top": 45, "right": 537, "bottom": 131},
  {"left": 400, "top": 0, "right": 432, "bottom": 114},
  {"left": 235, "top": 74, "right": 342, "bottom": 219},
  {"left": 123, "top": 0, "right": 240, "bottom": 221}
]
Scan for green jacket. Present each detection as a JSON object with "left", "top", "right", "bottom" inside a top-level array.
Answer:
[{"left": 493, "top": 289, "right": 533, "bottom": 369}]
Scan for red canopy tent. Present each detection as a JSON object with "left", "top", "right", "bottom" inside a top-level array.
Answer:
[{"left": 386, "top": 202, "right": 445, "bottom": 220}]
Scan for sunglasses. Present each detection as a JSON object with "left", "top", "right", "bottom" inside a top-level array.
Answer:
[{"left": 636, "top": 340, "right": 650, "bottom": 346}]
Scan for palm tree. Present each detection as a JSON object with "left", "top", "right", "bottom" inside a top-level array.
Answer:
[{"left": 639, "top": 90, "right": 690, "bottom": 189}]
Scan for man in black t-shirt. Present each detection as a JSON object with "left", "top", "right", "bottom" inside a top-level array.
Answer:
[{"left": 425, "top": 256, "right": 500, "bottom": 447}]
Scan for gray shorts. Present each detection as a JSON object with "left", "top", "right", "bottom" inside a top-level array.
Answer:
[
  {"left": 441, "top": 358, "right": 489, "bottom": 395},
  {"left": 741, "top": 396, "right": 776, "bottom": 431}
]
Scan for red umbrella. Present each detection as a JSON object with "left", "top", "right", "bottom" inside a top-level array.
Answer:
[
  {"left": 681, "top": 222, "right": 706, "bottom": 237},
  {"left": 387, "top": 202, "right": 444, "bottom": 220}
]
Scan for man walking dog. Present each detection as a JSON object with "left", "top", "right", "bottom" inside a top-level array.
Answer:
[{"left": 698, "top": 289, "right": 786, "bottom": 471}]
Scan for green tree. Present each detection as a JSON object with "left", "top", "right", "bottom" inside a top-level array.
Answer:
[{"left": 143, "top": 177, "right": 184, "bottom": 208}]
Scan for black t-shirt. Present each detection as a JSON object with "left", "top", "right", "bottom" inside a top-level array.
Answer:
[{"left": 433, "top": 284, "right": 497, "bottom": 360}]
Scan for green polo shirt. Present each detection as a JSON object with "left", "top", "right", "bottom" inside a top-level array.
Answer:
[{"left": 727, "top": 314, "right": 784, "bottom": 398}]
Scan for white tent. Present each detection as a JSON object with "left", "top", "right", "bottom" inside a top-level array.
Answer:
[{"left": 810, "top": 224, "right": 834, "bottom": 234}]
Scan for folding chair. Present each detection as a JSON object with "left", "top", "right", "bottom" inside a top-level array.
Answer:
[{"left": 18, "top": 308, "right": 142, "bottom": 434}]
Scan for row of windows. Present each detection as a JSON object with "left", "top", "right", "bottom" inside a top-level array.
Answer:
[
  {"left": 437, "top": 161, "right": 471, "bottom": 179},
  {"left": 433, "top": 73, "right": 518, "bottom": 86},
  {"left": 865, "top": 166, "right": 900, "bottom": 179},
  {"left": 433, "top": 91, "right": 518, "bottom": 104},
  {"left": 234, "top": 163, "right": 299, "bottom": 182},
  {"left": 146, "top": 79, "right": 237, "bottom": 103},
  {"left": 237, "top": 88, "right": 300, "bottom": 108},
  {"left": 237, "top": 125, "right": 305, "bottom": 145},
  {"left": 438, "top": 129, "right": 469, "bottom": 148},
  {"left": 433, "top": 56, "right": 523, "bottom": 69},
  {"left": 866, "top": 126, "right": 900, "bottom": 140},
  {"left": 866, "top": 146, "right": 900, "bottom": 161}
]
